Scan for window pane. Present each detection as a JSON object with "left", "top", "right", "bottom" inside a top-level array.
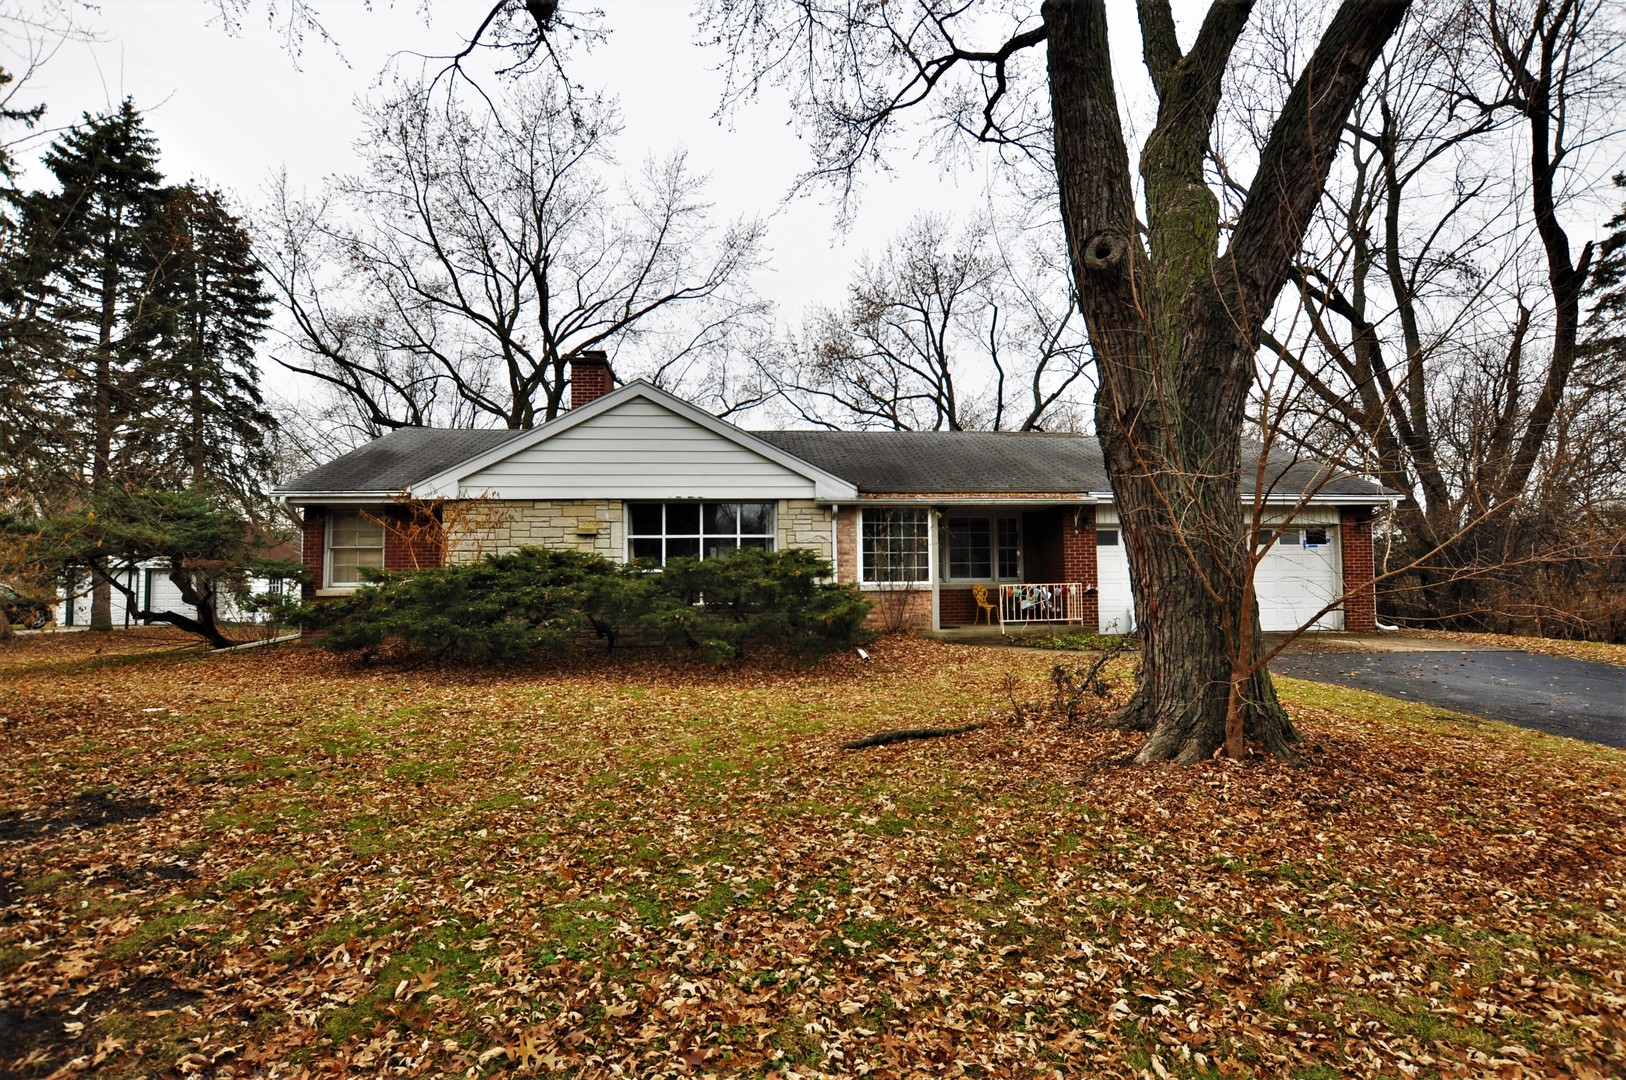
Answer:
[
  {"left": 945, "top": 516, "right": 991, "bottom": 580},
  {"left": 331, "top": 547, "right": 382, "bottom": 586},
  {"left": 667, "top": 537, "right": 700, "bottom": 560},
  {"left": 1097, "top": 529, "right": 1119, "bottom": 547},
  {"left": 706, "top": 502, "right": 739, "bottom": 535},
  {"left": 705, "top": 537, "right": 740, "bottom": 560},
  {"left": 631, "top": 538, "right": 663, "bottom": 563},
  {"left": 667, "top": 503, "right": 700, "bottom": 534},
  {"left": 997, "top": 518, "right": 1020, "bottom": 579},
  {"left": 739, "top": 502, "right": 772, "bottom": 535},
  {"left": 739, "top": 536, "right": 771, "bottom": 551},
  {"left": 629, "top": 503, "right": 663, "bottom": 535}
]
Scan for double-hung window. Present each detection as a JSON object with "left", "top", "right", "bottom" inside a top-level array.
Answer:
[
  {"left": 860, "top": 508, "right": 931, "bottom": 584},
  {"left": 941, "top": 515, "right": 1020, "bottom": 581},
  {"left": 328, "top": 511, "right": 384, "bottom": 586},
  {"left": 627, "top": 502, "right": 775, "bottom": 565}
]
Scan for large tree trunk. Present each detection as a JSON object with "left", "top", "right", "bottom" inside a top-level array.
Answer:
[
  {"left": 1109, "top": 440, "right": 1298, "bottom": 763},
  {"left": 1042, "top": 0, "right": 1408, "bottom": 761},
  {"left": 89, "top": 278, "right": 115, "bottom": 633}
]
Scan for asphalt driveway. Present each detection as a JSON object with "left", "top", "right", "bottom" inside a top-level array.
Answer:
[{"left": 1271, "top": 647, "right": 1626, "bottom": 749}]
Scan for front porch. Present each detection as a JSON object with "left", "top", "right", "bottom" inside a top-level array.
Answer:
[{"left": 926, "top": 504, "right": 1100, "bottom": 632}]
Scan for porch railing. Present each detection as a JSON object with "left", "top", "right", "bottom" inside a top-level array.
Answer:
[{"left": 999, "top": 582, "right": 1085, "bottom": 629}]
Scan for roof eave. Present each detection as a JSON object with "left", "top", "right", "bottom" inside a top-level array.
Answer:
[{"left": 273, "top": 490, "right": 402, "bottom": 505}]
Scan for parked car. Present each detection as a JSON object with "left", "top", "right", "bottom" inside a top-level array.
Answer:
[{"left": 0, "top": 581, "right": 53, "bottom": 629}]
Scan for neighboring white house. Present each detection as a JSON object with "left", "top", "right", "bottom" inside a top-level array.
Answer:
[{"left": 54, "top": 562, "right": 294, "bottom": 629}]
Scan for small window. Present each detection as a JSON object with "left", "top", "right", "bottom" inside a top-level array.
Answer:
[
  {"left": 1304, "top": 526, "right": 1330, "bottom": 547},
  {"left": 1255, "top": 527, "right": 1301, "bottom": 549},
  {"left": 328, "top": 511, "right": 385, "bottom": 586},
  {"left": 626, "top": 502, "right": 775, "bottom": 566},
  {"left": 1096, "top": 528, "right": 1120, "bottom": 547}
]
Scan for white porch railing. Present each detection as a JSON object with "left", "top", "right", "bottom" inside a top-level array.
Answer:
[{"left": 999, "top": 582, "right": 1086, "bottom": 629}]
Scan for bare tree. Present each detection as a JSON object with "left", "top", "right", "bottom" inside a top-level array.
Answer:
[
  {"left": 768, "top": 213, "right": 1089, "bottom": 432},
  {"left": 257, "top": 76, "right": 767, "bottom": 431},
  {"left": 1261, "top": 0, "right": 1623, "bottom": 630}
]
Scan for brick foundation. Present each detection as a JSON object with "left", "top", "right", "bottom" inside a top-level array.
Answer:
[{"left": 1340, "top": 506, "right": 1377, "bottom": 632}]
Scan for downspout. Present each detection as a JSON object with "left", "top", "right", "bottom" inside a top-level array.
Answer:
[
  {"left": 830, "top": 506, "right": 839, "bottom": 581},
  {"left": 929, "top": 509, "right": 941, "bottom": 632}
]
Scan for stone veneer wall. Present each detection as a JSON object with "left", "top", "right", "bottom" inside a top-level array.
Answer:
[
  {"left": 780, "top": 500, "right": 833, "bottom": 561},
  {"left": 451, "top": 499, "right": 623, "bottom": 564}
]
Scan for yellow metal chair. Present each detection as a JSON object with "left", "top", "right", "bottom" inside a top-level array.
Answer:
[{"left": 972, "top": 583, "right": 998, "bottom": 625}]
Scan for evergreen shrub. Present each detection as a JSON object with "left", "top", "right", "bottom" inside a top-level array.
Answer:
[{"left": 300, "top": 546, "right": 870, "bottom": 665}]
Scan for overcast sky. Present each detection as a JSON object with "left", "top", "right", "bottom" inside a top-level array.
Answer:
[{"left": 7, "top": 0, "right": 1051, "bottom": 410}]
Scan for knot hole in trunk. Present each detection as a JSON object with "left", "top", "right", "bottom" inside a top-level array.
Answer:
[{"left": 1082, "top": 230, "right": 1129, "bottom": 273}]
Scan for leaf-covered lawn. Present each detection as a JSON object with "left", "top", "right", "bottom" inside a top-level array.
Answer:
[{"left": 1, "top": 631, "right": 1622, "bottom": 1078}]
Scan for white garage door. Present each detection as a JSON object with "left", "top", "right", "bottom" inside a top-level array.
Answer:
[
  {"left": 1093, "top": 517, "right": 1345, "bottom": 634},
  {"left": 1253, "top": 525, "right": 1343, "bottom": 631}
]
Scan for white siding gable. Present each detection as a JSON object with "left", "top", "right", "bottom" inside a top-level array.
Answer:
[{"left": 458, "top": 397, "right": 823, "bottom": 500}]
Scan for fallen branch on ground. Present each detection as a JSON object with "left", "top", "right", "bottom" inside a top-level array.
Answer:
[{"left": 841, "top": 723, "right": 986, "bottom": 750}]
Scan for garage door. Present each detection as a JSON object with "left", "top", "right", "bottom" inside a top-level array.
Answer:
[
  {"left": 1096, "top": 525, "right": 1135, "bottom": 634},
  {"left": 1093, "top": 519, "right": 1344, "bottom": 634},
  {"left": 1254, "top": 525, "right": 1343, "bottom": 631}
]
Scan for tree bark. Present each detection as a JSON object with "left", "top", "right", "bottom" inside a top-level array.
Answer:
[{"left": 89, "top": 256, "right": 117, "bottom": 633}]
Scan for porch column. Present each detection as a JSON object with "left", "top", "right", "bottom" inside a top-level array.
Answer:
[
  {"left": 1339, "top": 506, "right": 1377, "bottom": 632},
  {"left": 1060, "top": 505, "right": 1099, "bottom": 628}
]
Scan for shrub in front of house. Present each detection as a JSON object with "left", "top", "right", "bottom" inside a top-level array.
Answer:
[
  {"left": 642, "top": 547, "right": 873, "bottom": 663},
  {"left": 299, "top": 548, "right": 646, "bottom": 663},
  {"left": 298, "top": 546, "right": 870, "bottom": 665}
]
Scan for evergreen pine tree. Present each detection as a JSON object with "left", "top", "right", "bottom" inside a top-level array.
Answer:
[
  {"left": 148, "top": 184, "right": 276, "bottom": 507},
  {"left": 10, "top": 100, "right": 169, "bottom": 628}
]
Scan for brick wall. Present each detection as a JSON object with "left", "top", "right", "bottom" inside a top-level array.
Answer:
[
  {"left": 865, "top": 587, "right": 932, "bottom": 631},
  {"left": 938, "top": 587, "right": 974, "bottom": 626},
  {"left": 300, "top": 509, "right": 326, "bottom": 599},
  {"left": 381, "top": 505, "right": 446, "bottom": 571},
  {"left": 834, "top": 507, "right": 859, "bottom": 584},
  {"left": 1340, "top": 506, "right": 1377, "bottom": 632}
]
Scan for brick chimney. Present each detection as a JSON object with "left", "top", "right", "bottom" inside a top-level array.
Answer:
[{"left": 569, "top": 350, "right": 613, "bottom": 409}]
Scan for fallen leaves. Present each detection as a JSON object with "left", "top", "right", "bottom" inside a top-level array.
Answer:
[{"left": 0, "top": 629, "right": 1622, "bottom": 1077}]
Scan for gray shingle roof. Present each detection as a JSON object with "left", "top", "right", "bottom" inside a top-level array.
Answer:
[
  {"left": 279, "top": 427, "right": 525, "bottom": 494},
  {"left": 751, "top": 430, "right": 1109, "bottom": 494},
  {"left": 753, "top": 430, "right": 1392, "bottom": 498},
  {"left": 279, "top": 423, "right": 1393, "bottom": 501}
]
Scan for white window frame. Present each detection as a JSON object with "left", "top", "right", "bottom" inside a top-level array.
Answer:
[
  {"left": 325, "top": 510, "right": 385, "bottom": 589},
  {"left": 624, "top": 501, "right": 777, "bottom": 566},
  {"left": 858, "top": 507, "right": 934, "bottom": 586},
  {"left": 939, "top": 514, "right": 1022, "bottom": 583}
]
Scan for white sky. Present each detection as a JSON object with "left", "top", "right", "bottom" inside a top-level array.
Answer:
[{"left": 9, "top": 0, "right": 1032, "bottom": 408}]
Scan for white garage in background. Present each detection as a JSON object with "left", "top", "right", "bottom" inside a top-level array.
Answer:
[{"left": 1095, "top": 507, "right": 1345, "bottom": 634}]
